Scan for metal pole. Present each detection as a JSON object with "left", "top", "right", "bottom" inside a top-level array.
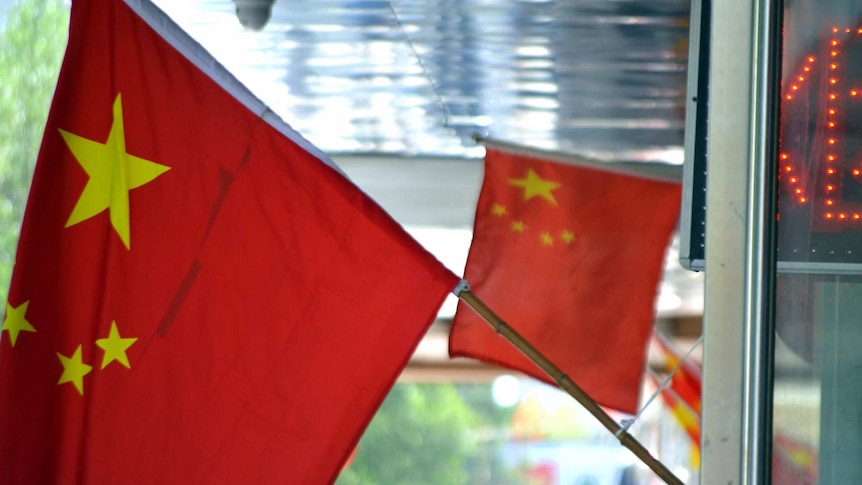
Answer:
[{"left": 742, "top": 0, "right": 781, "bottom": 482}]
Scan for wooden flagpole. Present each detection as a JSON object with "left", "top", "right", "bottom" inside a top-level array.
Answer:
[{"left": 458, "top": 289, "right": 684, "bottom": 485}]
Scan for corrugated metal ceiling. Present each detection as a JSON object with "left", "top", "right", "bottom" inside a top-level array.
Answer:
[
  {"left": 153, "top": 0, "right": 703, "bottom": 319},
  {"left": 156, "top": 0, "right": 690, "bottom": 161}
]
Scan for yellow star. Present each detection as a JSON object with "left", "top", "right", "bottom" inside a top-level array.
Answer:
[
  {"left": 509, "top": 169, "right": 561, "bottom": 206},
  {"left": 511, "top": 220, "right": 525, "bottom": 233},
  {"left": 491, "top": 203, "right": 507, "bottom": 216},
  {"left": 59, "top": 93, "right": 170, "bottom": 250},
  {"left": 789, "top": 450, "right": 812, "bottom": 466},
  {"left": 57, "top": 345, "right": 93, "bottom": 396},
  {"left": 2, "top": 301, "right": 36, "bottom": 347},
  {"left": 95, "top": 321, "right": 137, "bottom": 369},
  {"left": 540, "top": 232, "right": 554, "bottom": 246},
  {"left": 561, "top": 230, "right": 575, "bottom": 244}
]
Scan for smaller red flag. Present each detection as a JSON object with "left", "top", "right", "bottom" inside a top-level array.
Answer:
[
  {"left": 647, "top": 372, "right": 700, "bottom": 469},
  {"left": 654, "top": 333, "right": 702, "bottom": 414},
  {"left": 450, "top": 147, "right": 681, "bottom": 413}
]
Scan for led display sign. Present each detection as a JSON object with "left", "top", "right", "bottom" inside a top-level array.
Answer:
[{"left": 777, "top": 25, "right": 862, "bottom": 264}]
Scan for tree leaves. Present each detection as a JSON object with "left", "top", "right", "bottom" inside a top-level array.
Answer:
[{"left": 0, "top": 0, "right": 68, "bottom": 304}]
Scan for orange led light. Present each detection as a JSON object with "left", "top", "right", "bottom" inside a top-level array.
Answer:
[
  {"left": 853, "top": 90, "right": 859, "bottom": 96},
  {"left": 830, "top": 78, "right": 838, "bottom": 84},
  {"left": 780, "top": 153, "right": 789, "bottom": 160},
  {"left": 799, "top": 196, "right": 808, "bottom": 203},
  {"left": 832, "top": 51, "right": 839, "bottom": 57},
  {"left": 827, "top": 199, "right": 834, "bottom": 205},
  {"left": 790, "top": 177, "right": 798, "bottom": 183},
  {"left": 828, "top": 138, "right": 836, "bottom": 145},
  {"left": 804, "top": 66, "right": 811, "bottom": 72},
  {"left": 808, "top": 56, "right": 816, "bottom": 62},
  {"left": 827, "top": 168, "right": 835, "bottom": 174},
  {"left": 786, "top": 94, "right": 793, "bottom": 100},
  {"left": 827, "top": 185, "right": 835, "bottom": 191},
  {"left": 799, "top": 76, "right": 806, "bottom": 82},
  {"left": 840, "top": 213, "right": 847, "bottom": 219},
  {"left": 828, "top": 155, "right": 836, "bottom": 161},
  {"left": 832, "top": 40, "right": 839, "bottom": 46},
  {"left": 829, "top": 121, "right": 836, "bottom": 128},
  {"left": 833, "top": 27, "right": 839, "bottom": 33},
  {"left": 847, "top": 28, "right": 852, "bottom": 33},
  {"left": 829, "top": 108, "right": 837, "bottom": 115},
  {"left": 830, "top": 63, "right": 838, "bottom": 70},
  {"left": 791, "top": 85, "right": 799, "bottom": 91},
  {"left": 855, "top": 214, "right": 861, "bottom": 220},
  {"left": 826, "top": 213, "right": 834, "bottom": 219},
  {"left": 785, "top": 166, "right": 793, "bottom": 172},
  {"left": 796, "top": 188, "right": 803, "bottom": 194},
  {"left": 854, "top": 169, "right": 861, "bottom": 176},
  {"left": 830, "top": 93, "right": 837, "bottom": 100}
]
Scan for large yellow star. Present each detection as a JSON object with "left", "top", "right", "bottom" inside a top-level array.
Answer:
[
  {"left": 57, "top": 345, "right": 93, "bottom": 396},
  {"left": 2, "top": 301, "right": 36, "bottom": 347},
  {"left": 508, "top": 169, "right": 561, "bottom": 206},
  {"left": 95, "top": 321, "right": 137, "bottom": 369},
  {"left": 59, "top": 93, "right": 170, "bottom": 250}
]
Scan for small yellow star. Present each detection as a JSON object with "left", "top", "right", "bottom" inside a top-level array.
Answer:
[
  {"left": 95, "top": 321, "right": 137, "bottom": 369},
  {"left": 60, "top": 93, "right": 171, "bottom": 250},
  {"left": 561, "top": 230, "right": 575, "bottom": 244},
  {"left": 57, "top": 345, "right": 93, "bottom": 396},
  {"left": 789, "top": 450, "right": 812, "bottom": 467},
  {"left": 509, "top": 169, "right": 562, "bottom": 206},
  {"left": 511, "top": 220, "right": 526, "bottom": 233},
  {"left": 2, "top": 301, "right": 36, "bottom": 347},
  {"left": 540, "top": 232, "right": 554, "bottom": 246},
  {"left": 491, "top": 204, "right": 507, "bottom": 216}
]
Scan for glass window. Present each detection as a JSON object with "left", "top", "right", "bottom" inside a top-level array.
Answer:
[{"left": 775, "top": 2, "right": 862, "bottom": 482}]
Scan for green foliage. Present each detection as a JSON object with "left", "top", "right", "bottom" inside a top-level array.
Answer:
[
  {"left": 336, "top": 383, "right": 527, "bottom": 485},
  {"left": 336, "top": 383, "right": 479, "bottom": 485},
  {"left": 0, "top": 0, "right": 68, "bottom": 304}
]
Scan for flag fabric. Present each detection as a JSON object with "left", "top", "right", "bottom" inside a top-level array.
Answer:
[
  {"left": 0, "top": 0, "right": 459, "bottom": 483},
  {"left": 449, "top": 147, "right": 681, "bottom": 413},
  {"left": 650, "top": 336, "right": 701, "bottom": 469},
  {"left": 772, "top": 432, "right": 817, "bottom": 484},
  {"left": 647, "top": 371, "right": 701, "bottom": 469},
  {"left": 654, "top": 333, "right": 702, "bottom": 414}
]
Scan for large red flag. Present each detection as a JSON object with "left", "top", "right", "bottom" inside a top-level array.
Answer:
[
  {"left": 0, "top": 0, "right": 458, "bottom": 483},
  {"left": 450, "top": 147, "right": 680, "bottom": 413}
]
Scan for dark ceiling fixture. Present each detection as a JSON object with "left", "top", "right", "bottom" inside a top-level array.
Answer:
[{"left": 232, "top": 0, "right": 276, "bottom": 31}]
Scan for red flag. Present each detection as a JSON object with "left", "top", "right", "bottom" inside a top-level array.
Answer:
[
  {"left": 654, "top": 333, "right": 702, "bottom": 414},
  {"left": 0, "top": 1, "right": 458, "bottom": 483},
  {"left": 449, "top": 147, "right": 680, "bottom": 413},
  {"left": 647, "top": 372, "right": 700, "bottom": 469},
  {"left": 772, "top": 432, "right": 818, "bottom": 484}
]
